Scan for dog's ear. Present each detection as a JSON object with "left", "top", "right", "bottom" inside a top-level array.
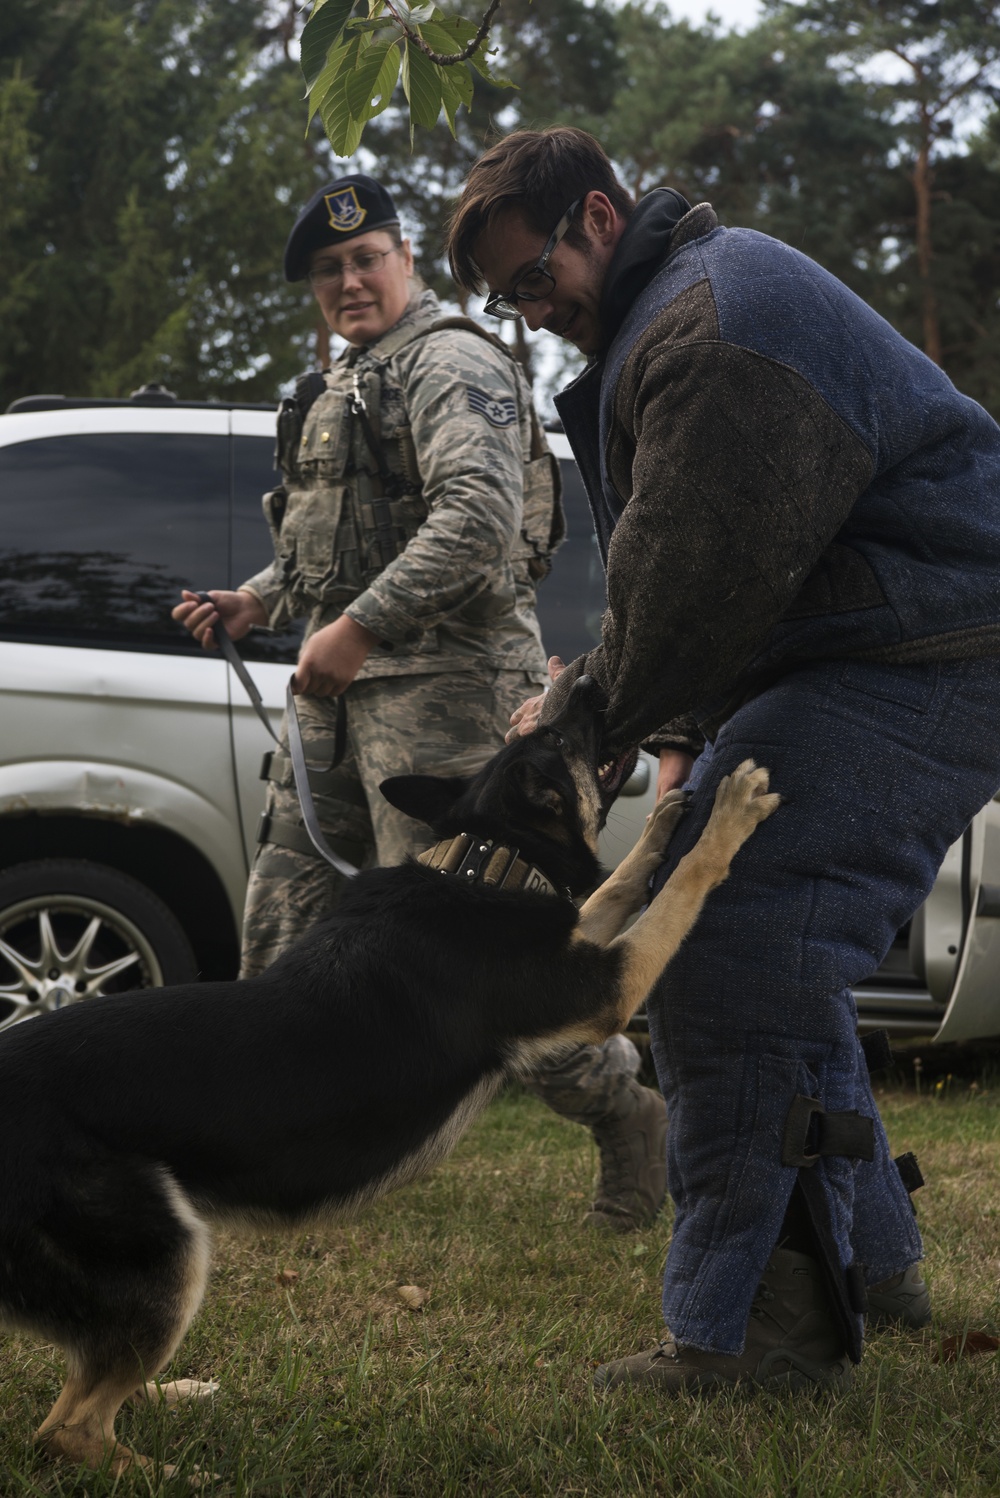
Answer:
[
  {"left": 502, "top": 760, "right": 566, "bottom": 817},
  {"left": 379, "top": 774, "right": 471, "bottom": 826}
]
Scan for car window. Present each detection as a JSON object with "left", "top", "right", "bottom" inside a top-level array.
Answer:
[
  {"left": 0, "top": 432, "right": 229, "bottom": 652},
  {"left": 535, "top": 458, "right": 606, "bottom": 664},
  {"left": 231, "top": 434, "right": 304, "bottom": 665}
]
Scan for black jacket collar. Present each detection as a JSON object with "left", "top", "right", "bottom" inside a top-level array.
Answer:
[{"left": 598, "top": 188, "right": 692, "bottom": 348}]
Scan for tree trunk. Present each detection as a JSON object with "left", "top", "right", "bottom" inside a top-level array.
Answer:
[{"left": 912, "top": 117, "right": 942, "bottom": 366}]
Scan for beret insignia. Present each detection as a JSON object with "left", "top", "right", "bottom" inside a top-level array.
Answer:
[{"left": 324, "top": 187, "right": 367, "bottom": 234}]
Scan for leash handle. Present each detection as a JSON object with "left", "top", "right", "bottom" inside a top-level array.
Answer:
[
  {"left": 282, "top": 680, "right": 357, "bottom": 880},
  {"left": 195, "top": 593, "right": 358, "bottom": 880},
  {"left": 196, "top": 595, "right": 280, "bottom": 744}
]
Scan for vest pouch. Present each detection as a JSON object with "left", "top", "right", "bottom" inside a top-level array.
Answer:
[
  {"left": 514, "top": 451, "right": 563, "bottom": 582},
  {"left": 356, "top": 488, "right": 429, "bottom": 587},
  {"left": 278, "top": 480, "right": 363, "bottom": 606},
  {"left": 393, "top": 424, "right": 422, "bottom": 492}
]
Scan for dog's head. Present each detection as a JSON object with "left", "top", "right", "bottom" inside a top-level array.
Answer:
[{"left": 380, "top": 676, "right": 638, "bottom": 895}]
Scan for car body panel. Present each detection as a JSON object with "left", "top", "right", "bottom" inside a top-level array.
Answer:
[
  {"left": 1, "top": 398, "right": 998, "bottom": 1043},
  {"left": 935, "top": 795, "right": 1000, "bottom": 1042},
  {"left": 1, "top": 407, "right": 231, "bottom": 442},
  {"left": 0, "top": 644, "right": 246, "bottom": 928},
  {"left": 228, "top": 660, "right": 292, "bottom": 867}
]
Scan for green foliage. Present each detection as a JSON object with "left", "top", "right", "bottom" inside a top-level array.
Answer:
[
  {"left": 763, "top": 0, "right": 1000, "bottom": 385},
  {"left": 301, "top": 0, "right": 514, "bottom": 154},
  {"left": 889, "top": 127, "right": 1000, "bottom": 410},
  {"left": 572, "top": 0, "right": 1000, "bottom": 416},
  {"left": 0, "top": 0, "right": 336, "bottom": 407},
  {"left": 597, "top": 6, "right": 901, "bottom": 300},
  {"left": 789, "top": 0, "right": 1000, "bottom": 126},
  {"left": 0, "top": 66, "right": 42, "bottom": 395},
  {"left": 3, "top": 0, "right": 1000, "bottom": 416}
]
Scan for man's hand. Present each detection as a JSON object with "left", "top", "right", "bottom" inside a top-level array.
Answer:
[
  {"left": 505, "top": 656, "right": 566, "bottom": 742},
  {"left": 172, "top": 589, "right": 266, "bottom": 650},
  {"left": 292, "top": 614, "right": 378, "bottom": 698},
  {"left": 657, "top": 748, "right": 695, "bottom": 801}
]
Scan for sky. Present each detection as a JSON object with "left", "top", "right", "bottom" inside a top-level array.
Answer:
[{"left": 661, "top": 0, "right": 763, "bottom": 30}]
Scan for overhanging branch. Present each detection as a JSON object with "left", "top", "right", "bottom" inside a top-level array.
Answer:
[{"left": 381, "top": 0, "right": 503, "bottom": 63}]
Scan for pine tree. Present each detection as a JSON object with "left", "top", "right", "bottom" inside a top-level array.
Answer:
[{"left": 0, "top": 0, "right": 333, "bottom": 406}]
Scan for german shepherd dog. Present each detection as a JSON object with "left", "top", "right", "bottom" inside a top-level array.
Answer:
[{"left": 0, "top": 677, "right": 778, "bottom": 1475}]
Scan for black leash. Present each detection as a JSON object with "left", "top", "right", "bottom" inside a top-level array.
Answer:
[{"left": 196, "top": 595, "right": 357, "bottom": 880}]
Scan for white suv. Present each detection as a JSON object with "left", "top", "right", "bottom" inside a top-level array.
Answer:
[{"left": 1, "top": 390, "right": 998, "bottom": 1048}]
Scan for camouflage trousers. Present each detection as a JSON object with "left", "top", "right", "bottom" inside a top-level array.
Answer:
[{"left": 240, "top": 664, "right": 641, "bottom": 1119}]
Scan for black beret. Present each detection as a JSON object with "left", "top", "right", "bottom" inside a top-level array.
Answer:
[{"left": 284, "top": 175, "right": 400, "bottom": 282}]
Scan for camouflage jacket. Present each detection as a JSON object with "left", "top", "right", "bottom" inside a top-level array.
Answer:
[{"left": 240, "top": 288, "right": 555, "bottom": 681}]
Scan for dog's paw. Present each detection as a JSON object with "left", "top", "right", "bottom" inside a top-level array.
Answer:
[
  {"left": 641, "top": 788, "right": 689, "bottom": 853},
  {"left": 709, "top": 760, "right": 781, "bottom": 841}
]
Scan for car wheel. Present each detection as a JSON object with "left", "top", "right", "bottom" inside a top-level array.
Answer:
[{"left": 0, "top": 859, "right": 197, "bottom": 1032}]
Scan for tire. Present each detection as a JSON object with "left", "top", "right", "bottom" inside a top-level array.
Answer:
[{"left": 0, "top": 859, "right": 197, "bottom": 1033}]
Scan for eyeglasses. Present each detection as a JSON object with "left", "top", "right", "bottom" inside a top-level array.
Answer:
[
  {"left": 307, "top": 247, "right": 400, "bottom": 288},
  {"left": 483, "top": 199, "right": 581, "bottom": 321}
]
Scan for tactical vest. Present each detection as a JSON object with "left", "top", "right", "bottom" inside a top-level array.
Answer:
[{"left": 263, "top": 316, "right": 564, "bottom": 617}]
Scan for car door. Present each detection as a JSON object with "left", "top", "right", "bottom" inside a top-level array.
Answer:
[
  {"left": 227, "top": 411, "right": 303, "bottom": 865},
  {"left": 0, "top": 407, "right": 247, "bottom": 923}
]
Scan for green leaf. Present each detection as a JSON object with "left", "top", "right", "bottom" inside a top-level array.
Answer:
[
  {"left": 402, "top": 38, "right": 445, "bottom": 130},
  {"left": 421, "top": 13, "right": 477, "bottom": 46},
  {"left": 345, "top": 37, "right": 394, "bottom": 116},
  {"left": 445, "top": 58, "right": 473, "bottom": 110},
  {"left": 368, "top": 41, "right": 402, "bottom": 118},
  {"left": 466, "top": 40, "right": 515, "bottom": 89},
  {"left": 300, "top": 0, "right": 356, "bottom": 93},
  {"left": 419, "top": 18, "right": 472, "bottom": 61},
  {"left": 400, "top": 2, "right": 436, "bottom": 23},
  {"left": 417, "top": 23, "right": 474, "bottom": 117},
  {"left": 427, "top": 40, "right": 472, "bottom": 130},
  {"left": 320, "top": 84, "right": 366, "bottom": 159},
  {"left": 315, "top": 35, "right": 365, "bottom": 154},
  {"left": 344, "top": 17, "right": 398, "bottom": 32},
  {"left": 305, "top": 0, "right": 511, "bottom": 153},
  {"left": 438, "top": 66, "right": 464, "bottom": 134},
  {"left": 305, "top": 39, "right": 347, "bottom": 124},
  {"left": 305, "top": 36, "right": 357, "bottom": 127}
]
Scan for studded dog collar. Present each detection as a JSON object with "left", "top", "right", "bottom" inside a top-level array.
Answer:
[{"left": 417, "top": 834, "right": 567, "bottom": 898}]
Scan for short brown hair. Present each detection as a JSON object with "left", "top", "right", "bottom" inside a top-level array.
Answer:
[{"left": 447, "top": 127, "right": 634, "bottom": 293}]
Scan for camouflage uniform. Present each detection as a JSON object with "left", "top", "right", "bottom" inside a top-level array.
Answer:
[
  {"left": 238, "top": 285, "right": 555, "bottom": 966},
  {"left": 238, "top": 286, "right": 663, "bottom": 1228},
  {"left": 239, "top": 666, "right": 538, "bottom": 973}
]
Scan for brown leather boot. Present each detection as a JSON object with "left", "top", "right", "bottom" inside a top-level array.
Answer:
[
  {"left": 582, "top": 1078, "right": 668, "bottom": 1233},
  {"left": 594, "top": 1248, "right": 854, "bottom": 1394}
]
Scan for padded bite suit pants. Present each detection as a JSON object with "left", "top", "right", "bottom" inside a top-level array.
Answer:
[{"left": 646, "top": 657, "right": 1000, "bottom": 1356}]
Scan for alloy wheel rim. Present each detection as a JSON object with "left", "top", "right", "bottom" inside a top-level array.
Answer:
[{"left": 0, "top": 893, "right": 163, "bottom": 1031}]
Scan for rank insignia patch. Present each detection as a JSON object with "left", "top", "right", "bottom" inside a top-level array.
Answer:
[
  {"left": 324, "top": 186, "right": 367, "bottom": 234},
  {"left": 467, "top": 388, "right": 517, "bottom": 427}
]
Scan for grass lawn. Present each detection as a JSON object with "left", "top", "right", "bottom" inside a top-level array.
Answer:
[{"left": 1, "top": 1075, "right": 997, "bottom": 1496}]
